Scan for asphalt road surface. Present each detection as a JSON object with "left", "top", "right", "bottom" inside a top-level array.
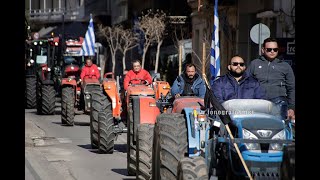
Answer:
[{"left": 25, "top": 101, "right": 134, "bottom": 180}]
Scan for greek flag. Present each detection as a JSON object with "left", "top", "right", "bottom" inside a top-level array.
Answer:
[
  {"left": 210, "top": 0, "right": 220, "bottom": 86},
  {"left": 80, "top": 14, "right": 95, "bottom": 56}
]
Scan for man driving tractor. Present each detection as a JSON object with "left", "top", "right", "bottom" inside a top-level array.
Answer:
[
  {"left": 123, "top": 59, "right": 152, "bottom": 91},
  {"left": 80, "top": 58, "right": 100, "bottom": 82}
]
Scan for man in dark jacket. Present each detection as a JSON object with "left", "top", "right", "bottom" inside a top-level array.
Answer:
[
  {"left": 249, "top": 38, "right": 295, "bottom": 120},
  {"left": 212, "top": 55, "right": 266, "bottom": 104},
  {"left": 171, "top": 63, "right": 206, "bottom": 98}
]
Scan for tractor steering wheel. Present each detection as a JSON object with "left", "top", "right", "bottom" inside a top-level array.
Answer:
[{"left": 129, "top": 78, "right": 148, "bottom": 86}]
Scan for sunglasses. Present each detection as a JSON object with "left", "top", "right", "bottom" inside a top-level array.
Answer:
[
  {"left": 231, "top": 62, "right": 245, "bottom": 67},
  {"left": 265, "top": 48, "right": 279, "bottom": 52}
]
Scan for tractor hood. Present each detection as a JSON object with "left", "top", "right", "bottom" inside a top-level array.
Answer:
[{"left": 231, "top": 113, "right": 285, "bottom": 139}]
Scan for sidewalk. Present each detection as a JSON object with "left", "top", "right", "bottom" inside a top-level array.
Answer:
[
  {"left": 25, "top": 118, "right": 67, "bottom": 180},
  {"left": 25, "top": 118, "right": 45, "bottom": 147}
]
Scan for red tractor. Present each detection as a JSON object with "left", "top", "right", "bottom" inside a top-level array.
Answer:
[
  {"left": 90, "top": 75, "right": 171, "bottom": 177},
  {"left": 60, "top": 37, "right": 101, "bottom": 126},
  {"left": 136, "top": 94, "right": 204, "bottom": 180},
  {"left": 89, "top": 72, "right": 122, "bottom": 149}
]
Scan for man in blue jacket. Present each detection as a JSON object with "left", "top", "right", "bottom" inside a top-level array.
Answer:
[
  {"left": 212, "top": 55, "right": 266, "bottom": 104},
  {"left": 171, "top": 63, "right": 206, "bottom": 98}
]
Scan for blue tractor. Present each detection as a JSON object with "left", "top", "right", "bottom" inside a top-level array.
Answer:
[{"left": 151, "top": 96, "right": 294, "bottom": 179}]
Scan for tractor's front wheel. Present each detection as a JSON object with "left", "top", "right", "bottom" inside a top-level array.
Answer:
[
  {"left": 90, "top": 89, "right": 108, "bottom": 149},
  {"left": 41, "top": 85, "right": 56, "bottom": 115},
  {"left": 281, "top": 144, "right": 295, "bottom": 180},
  {"left": 127, "top": 104, "right": 136, "bottom": 176},
  {"left": 136, "top": 123, "right": 154, "bottom": 180},
  {"left": 152, "top": 113, "right": 188, "bottom": 180},
  {"left": 177, "top": 156, "right": 209, "bottom": 180},
  {"left": 61, "top": 87, "right": 75, "bottom": 126}
]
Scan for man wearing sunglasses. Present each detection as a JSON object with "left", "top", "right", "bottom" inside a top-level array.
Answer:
[
  {"left": 249, "top": 37, "right": 295, "bottom": 120},
  {"left": 212, "top": 55, "right": 265, "bottom": 104}
]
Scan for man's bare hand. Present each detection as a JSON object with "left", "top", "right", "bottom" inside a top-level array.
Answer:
[
  {"left": 175, "top": 94, "right": 180, "bottom": 98},
  {"left": 287, "top": 109, "right": 295, "bottom": 120}
]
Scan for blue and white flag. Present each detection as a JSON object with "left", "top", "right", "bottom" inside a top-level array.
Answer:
[
  {"left": 210, "top": 0, "right": 220, "bottom": 86},
  {"left": 80, "top": 14, "right": 95, "bottom": 56}
]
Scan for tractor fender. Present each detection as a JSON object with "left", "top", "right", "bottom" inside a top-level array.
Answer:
[
  {"left": 103, "top": 80, "right": 122, "bottom": 119},
  {"left": 138, "top": 97, "right": 160, "bottom": 125},
  {"left": 131, "top": 96, "right": 160, "bottom": 142},
  {"left": 152, "top": 81, "right": 171, "bottom": 100},
  {"left": 182, "top": 108, "right": 210, "bottom": 157},
  {"left": 172, "top": 97, "right": 204, "bottom": 113}
]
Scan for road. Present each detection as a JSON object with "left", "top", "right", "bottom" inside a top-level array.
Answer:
[{"left": 25, "top": 102, "right": 134, "bottom": 180}]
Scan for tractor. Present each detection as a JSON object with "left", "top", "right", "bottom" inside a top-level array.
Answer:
[
  {"left": 26, "top": 36, "right": 60, "bottom": 114},
  {"left": 60, "top": 37, "right": 101, "bottom": 126},
  {"left": 151, "top": 91, "right": 295, "bottom": 180},
  {"left": 90, "top": 75, "right": 170, "bottom": 177},
  {"left": 136, "top": 95, "right": 204, "bottom": 180}
]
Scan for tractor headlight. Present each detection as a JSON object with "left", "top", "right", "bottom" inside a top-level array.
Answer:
[
  {"left": 39, "top": 41, "right": 43, "bottom": 45},
  {"left": 47, "top": 67, "right": 51, "bottom": 71},
  {"left": 54, "top": 42, "right": 58, "bottom": 46},
  {"left": 33, "top": 42, "right": 38, "bottom": 45},
  {"left": 269, "top": 129, "right": 286, "bottom": 151},
  {"left": 242, "top": 128, "right": 260, "bottom": 150},
  {"left": 30, "top": 59, "right": 34, "bottom": 63},
  {"left": 27, "top": 62, "right": 31, "bottom": 67},
  {"left": 71, "top": 66, "right": 74, "bottom": 70}
]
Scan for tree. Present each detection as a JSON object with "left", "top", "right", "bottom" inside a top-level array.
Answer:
[
  {"left": 153, "top": 10, "right": 166, "bottom": 73},
  {"left": 119, "top": 29, "right": 138, "bottom": 73},
  {"left": 98, "top": 25, "right": 122, "bottom": 74},
  {"left": 139, "top": 9, "right": 166, "bottom": 70}
]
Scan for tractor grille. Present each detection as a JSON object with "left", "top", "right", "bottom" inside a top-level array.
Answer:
[{"left": 246, "top": 161, "right": 281, "bottom": 179}]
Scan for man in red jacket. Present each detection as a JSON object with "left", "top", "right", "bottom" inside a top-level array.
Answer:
[
  {"left": 80, "top": 58, "right": 100, "bottom": 81},
  {"left": 123, "top": 60, "right": 152, "bottom": 91}
]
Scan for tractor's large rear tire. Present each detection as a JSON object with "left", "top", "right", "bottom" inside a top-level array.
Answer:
[
  {"left": 152, "top": 113, "right": 188, "bottom": 180},
  {"left": 41, "top": 85, "right": 55, "bottom": 115},
  {"left": 136, "top": 124, "right": 154, "bottom": 180},
  {"left": 61, "top": 87, "right": 75, "bottom": 126},
  {"left": 25, "top": 77, "right": 37, "bottom": 109},
  {"left": 177, "top": 157, "right": 209, "bottom": 180},
  {"left": 98, "top": 110, "right": 115, "bottom": 153},
  {"left": 281, "top": 144, "right": 295, "bottom": 180},
  {"left": 127, "top": 104, "right": 136, "bottom": 176},
  {"left": 90, "top": 90, "right": 108, "bottom": 149}
]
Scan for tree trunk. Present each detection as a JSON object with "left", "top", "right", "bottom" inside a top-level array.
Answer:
[
  {"left": 154, "top": 40, "right": 163, "bottom": 73},
  {"left": 100, "top": 55, "right": 106, "bottom": 77},
  {"left": 142, "top": 43, "right": 150, "bottom": 69},
  {"left": 122, "top": 50, "right": 127, "bottom": 72},
  {"left": 111, "top": 53, "right": 116, "bottom": 74}
]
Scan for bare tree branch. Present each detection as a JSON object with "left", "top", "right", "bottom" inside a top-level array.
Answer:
[
  {"left": 98, "top": 25, "right": 122, "bottom": 74},
  {"left": 119, "top": 29, "right": 139, "bottom": 72}
]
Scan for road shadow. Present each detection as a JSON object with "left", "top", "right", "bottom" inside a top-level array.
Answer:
[
  {"left": 111, "top": 168, "right": 136, "bottom": 179},
  {"left": 74, "top": 121, "right": 90, "bottom": 126},
  {"left": 114, "top": 144, "right": 127, "bottom": 153},
  {"left": 77, "top": 144, "right": 101, "bottom": 154},
  {"left": 51, "top": 121, "right": 89, "bottom": 126}
]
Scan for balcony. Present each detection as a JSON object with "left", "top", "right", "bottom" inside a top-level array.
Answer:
[{"left": 27, "top": 6, "right": 85, "bottom": 23}]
